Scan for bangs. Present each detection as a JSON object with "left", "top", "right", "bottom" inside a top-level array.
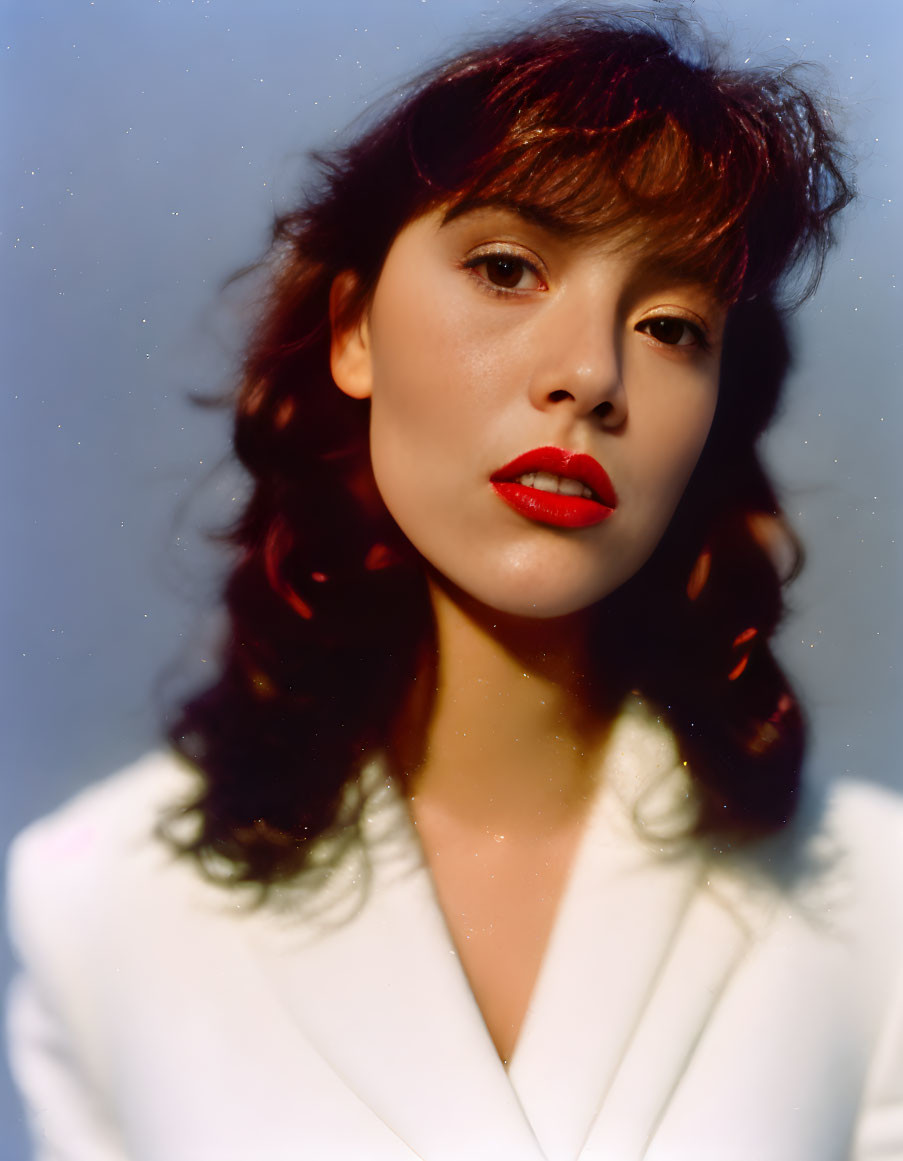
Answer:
[
  {"left": 398, "top": 16, "right": 847, "bottom": 307},
  {"left": 441, "top": 115, "right": 756, "bottom": 302}
]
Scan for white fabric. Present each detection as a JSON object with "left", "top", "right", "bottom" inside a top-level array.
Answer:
[{"left": 6, "top": 702, "right": 903, "bottom": 1160}]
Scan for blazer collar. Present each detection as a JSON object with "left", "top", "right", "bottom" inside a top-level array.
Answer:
[
  {"left": 238, "top": 700, "right": 771, "bottom": 1161},
  {"left": 240, "top": 774, "right": 546, "bottom": 1160}
]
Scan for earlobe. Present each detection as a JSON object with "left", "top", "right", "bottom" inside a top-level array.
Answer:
[{"left": 329, "top": 272, "right": 373, "bottom": 400}]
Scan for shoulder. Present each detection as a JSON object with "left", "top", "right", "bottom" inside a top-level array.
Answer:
[
  {"left": 818, "top": 775, "right": 903, "bottom": 894},
  {"left": 771, "top": 775, "right": 903, "bottom": 921},
  {"left": 819, "top": 776, "right": 903, "bottom": 941},
  {"left": 7, "top": 751, "right": 204, "bottom": 972},
  {"left": 823, "top": 774, "right": 903, "bottom": 836},
  {"left": 697, "top": 775, "right": 903, "bottom": 998},
  {"left": 8, "top": 748, "right": 198, "bottom": 882},
  {"left": 765, "top": 776, "right": 903, "bottom": 1013}
]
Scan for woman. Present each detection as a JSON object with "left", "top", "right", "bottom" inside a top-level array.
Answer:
[{"left": 7, "top": 9, "right": 902, "bottom": 1160}]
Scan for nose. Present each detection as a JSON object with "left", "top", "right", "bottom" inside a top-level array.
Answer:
[{"left": 528, "top": 294, "right": 626, "bottom": 426}]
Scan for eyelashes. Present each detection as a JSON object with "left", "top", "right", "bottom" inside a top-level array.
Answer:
[
  {"left": 462, "top": 247, "right": 713, "bottom": 351},
  {"left": 634, "top": 315, "right": 710, "bottom": 351},
  {"left": 462, "top": 250, "right": 545, "bottom": 293}
]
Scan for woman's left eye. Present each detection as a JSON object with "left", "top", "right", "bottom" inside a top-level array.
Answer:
[
  {"left": 464, "top": 252, "right": 544, "bottom": 292},
  {"left": 636, "top": 316, "right": 706, "bottom": 348}
]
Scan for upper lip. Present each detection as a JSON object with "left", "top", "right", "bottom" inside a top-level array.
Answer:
[{"left": 491, "top": 446, "right": 617, "bottom": 508}]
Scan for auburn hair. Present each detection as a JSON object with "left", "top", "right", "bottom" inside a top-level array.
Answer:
[{"left": 165, "top": 9, "right": 852, "bottom": 884}]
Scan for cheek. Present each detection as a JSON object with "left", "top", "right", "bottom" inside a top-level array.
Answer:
[
  {"left": 365, "top": 291, "right": 525, "bottom": 480},
  {"left": 665, "top": 395, "right": 717, "bottom": 485},
  {"left": 628, "top": 367, "right": 719, "bottom": 523},
  {"left": 364, "top": 320, "right": 476, "bottom": 536},
  {"left": 654, "top": 353, "right": 720, "bottom": 460}
]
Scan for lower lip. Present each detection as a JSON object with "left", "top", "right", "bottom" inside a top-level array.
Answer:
[{"left": 491, "top": 482, "right": 615, "bottom": 528}]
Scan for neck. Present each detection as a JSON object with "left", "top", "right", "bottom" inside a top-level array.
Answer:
[{"left": 393, "top": 571, "right": 616, "bottom": 831}]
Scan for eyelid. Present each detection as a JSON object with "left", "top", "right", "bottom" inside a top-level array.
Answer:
[
  {"left": 640, "top": 304, "right": 710, "bottom": 330},
  {"left": 461, "top": 243, "right": 548, "bottom": 291},
  {"left": 635, "top": 306, "right": 712, "bottom": 348}
]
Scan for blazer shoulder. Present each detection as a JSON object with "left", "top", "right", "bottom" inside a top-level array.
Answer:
[
  {"left": 811, "top": 777, "right": 903, "bottom": 960},
  {"left": 826, "top": 773, "right": 903, "bottom": 821},
  {"left": 7, "top": 751, "right": 201, "bottom": 966},
  {"left": 822, "top": 776, "right": 903, "bottom": 874}
]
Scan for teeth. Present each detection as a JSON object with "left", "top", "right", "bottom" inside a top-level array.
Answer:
[
  {"left": 557, "top": 477, "right": 590, "bottom": 498},
  {"left": 514, "top": 471, "right": 594, "bottom": 499}
]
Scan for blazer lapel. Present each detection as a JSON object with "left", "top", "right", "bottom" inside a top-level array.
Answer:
[
  {"left": 577, "top": 876, "right": 752, "bottom": 1160},
  {"left": 506, "top": 702, "right": 761, "bottom": 1161},
  {"left": 239, "top": 772, "right": 547, "bottom": 1161},
  {"left": 234, "top": 701, "right": 770, "bottom": 1161}
]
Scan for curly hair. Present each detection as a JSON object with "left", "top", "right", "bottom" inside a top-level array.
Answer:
[{"left": 165, "top": 8, "right": 853, "bottom": 885}]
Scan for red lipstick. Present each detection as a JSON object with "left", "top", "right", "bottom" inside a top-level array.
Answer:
[{"left": 490, "top": 446, "right": 617, "bottom": 529}]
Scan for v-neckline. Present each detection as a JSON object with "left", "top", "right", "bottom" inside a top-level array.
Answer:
[
  {"left": 403, "top": 696, "right": 704, "bottom": 1072},
  {"left": 236, "top": 697, "right": 751, "bottom": 1161},
  {"left": 408, "top": 776, "right": 601, "bottom": 1068}
]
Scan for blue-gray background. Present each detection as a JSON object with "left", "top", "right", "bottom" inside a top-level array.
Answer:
[{"left": 1, "top": 1, "right": 900, "bottom": 1155}]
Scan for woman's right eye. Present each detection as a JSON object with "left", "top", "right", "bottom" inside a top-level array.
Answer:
[{"left": 463, "top": 252, "right": 544, "bottom": 293}]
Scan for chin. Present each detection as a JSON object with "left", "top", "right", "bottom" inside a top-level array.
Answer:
[
  {"left": 433, "top": 564, "right": 625, "bottom": 622},
  {"left": 491, "top": 587, "right": 603, "bottom": 620}
]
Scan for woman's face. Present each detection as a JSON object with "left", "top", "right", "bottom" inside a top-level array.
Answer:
[{"left": 331, "top": 204, "right": 726, "bottom": 619}]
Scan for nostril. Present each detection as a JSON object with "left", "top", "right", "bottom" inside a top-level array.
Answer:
[
  {"left": 549, "top": 389, "right": 573, "bottom": 402},
  {"left": 594, "top": 400, "right": 614, "bottom": 419}
]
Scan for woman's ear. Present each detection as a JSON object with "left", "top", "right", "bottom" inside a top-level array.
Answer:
[{"left": 329, "top": 272, "right": 373, "bottom": 400}]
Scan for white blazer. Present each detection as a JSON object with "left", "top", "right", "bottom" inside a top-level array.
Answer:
[{"left": 7, "top": 703, "right": 903, "bottom": 1161}]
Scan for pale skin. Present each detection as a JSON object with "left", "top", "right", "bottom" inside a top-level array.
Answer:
[
  {"left": 331, "top": 203, "right": 727, "bottom": 1063},
  {"left": 402, "top": 579, "right": 615, "bottom": 1065}
]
